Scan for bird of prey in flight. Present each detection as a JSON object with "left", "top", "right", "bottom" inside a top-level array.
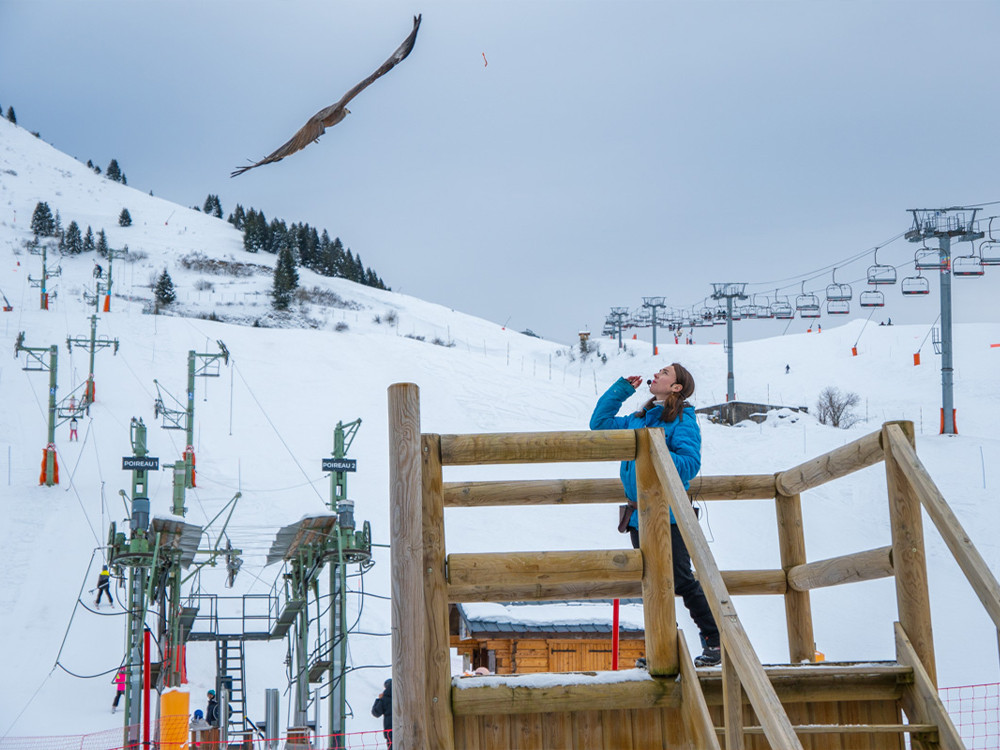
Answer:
[{"left": 232, "top": 14, "right": 421, "bottom": 177}]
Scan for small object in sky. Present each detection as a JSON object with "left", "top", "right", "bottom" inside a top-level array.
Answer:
[
  {"left": 231, "top": 15, "right": 422, "bottom": 178},
  {"left": 482, "top": 52, "right": 488, "bottom": 67}
]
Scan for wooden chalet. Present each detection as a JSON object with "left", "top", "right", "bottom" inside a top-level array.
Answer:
[
  {"left": 388, "top": 382, "right": 1000, "bottom": 749},
  {"left": 449, "top": 600, "right": 646, "bottom": 674}
]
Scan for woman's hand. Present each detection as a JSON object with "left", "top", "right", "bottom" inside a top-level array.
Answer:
[{"left": 625, "top": 375, "right": 643, "bottom": 389}]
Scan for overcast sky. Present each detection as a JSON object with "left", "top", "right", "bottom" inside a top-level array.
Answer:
[{"left": 3, "top": 1, "right": 999, "bottom": 344}]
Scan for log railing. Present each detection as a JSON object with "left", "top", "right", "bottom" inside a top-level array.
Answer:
[{"left": 389, "top": 381, "right": 994, "bottom": 750}]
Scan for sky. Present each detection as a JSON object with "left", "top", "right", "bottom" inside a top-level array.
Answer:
[
  {"left": 3, "top": 0, "right": 1000, "bottom": 343},
  {"left": 2, "top": 117, "right": 1000, "bottom": 743}
]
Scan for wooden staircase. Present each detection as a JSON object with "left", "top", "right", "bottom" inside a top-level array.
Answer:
[{"left": 387, "top": 383, "right": 1000, "bottom": 750}]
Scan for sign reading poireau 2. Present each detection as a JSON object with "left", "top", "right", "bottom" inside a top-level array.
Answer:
[{"left": 322, "top": 458, "right": 357, "bottom": 472}]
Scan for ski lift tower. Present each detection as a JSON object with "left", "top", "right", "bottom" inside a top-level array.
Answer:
[
  {"left": 904, "top": 208, "right": 983, "bottom": 434},
  {"left": 609, "top": 307, "right": 630, "bottom": 350},
  {"left": 641, "top": 297, "right": 667, "bottom": 356},
  {"left": 66, "top": 314, "right": 119, "bottom": 408},
  {"left": 711, "top": 283, "right": 748, "bottom": 402}
]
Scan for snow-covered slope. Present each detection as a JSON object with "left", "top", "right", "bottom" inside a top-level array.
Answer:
[{"left": 2, "top": 116, "right": 999, "bottom": 740}]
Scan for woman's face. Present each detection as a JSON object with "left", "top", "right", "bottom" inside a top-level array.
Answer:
[{"left": 650, "top": 365, "right": 683, "bottom": 400}]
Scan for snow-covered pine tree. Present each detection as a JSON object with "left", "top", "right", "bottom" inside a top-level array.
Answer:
[
  {"left": 83, "top": 226, "right": 94, "bottom": 254},
  {"left": 106, "top": 159, "right": 122, "bottom": 182},
  {"left": 65, "top": 221, "right": 82, "bottom": 255},
  {"left": 30, "top": 201, "right": 55, "bottom": 237},
  {"left": 271, "top": 245, "right": 299, "bottom": 310},
  {"left": 96, "top": 230, "right": 109, "bottom": 258},
  {"left": 118, "top": 208, "right": 132, "bottom": 227},
  {"left": 155, "top": 268, "right": 176, "bottom": 306}
]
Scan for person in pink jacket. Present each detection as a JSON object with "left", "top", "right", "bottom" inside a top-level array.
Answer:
[{"left": 112, "top": 668, "right": 126, "bottom": 713}]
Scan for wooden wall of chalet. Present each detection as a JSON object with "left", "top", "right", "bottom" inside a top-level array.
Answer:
[
  {"left": 452, "top": 697, "right": 904, "bottom": 750},
  {"left": 451, "top": 635, "right": 645, "bottom": 674}
]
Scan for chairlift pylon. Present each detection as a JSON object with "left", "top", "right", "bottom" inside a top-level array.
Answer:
[{"left": 867, "top": 247, "right": 897, "bottom": 285}]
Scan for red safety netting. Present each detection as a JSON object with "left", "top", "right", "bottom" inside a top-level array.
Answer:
[
  {"left": 0, "top": 725, "right": 392, "bottom": 750},
  {"left": 940, "top": 682, "right": 1000, "bottom": 750}
]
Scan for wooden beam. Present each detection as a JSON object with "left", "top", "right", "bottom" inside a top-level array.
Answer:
[
  {"left": 420, "top": 435, "right": 455, "bottom": 750},
  {"left": 697, "top": 662, "right": 909, "bottom": 705},
  {"left": 886, "top": 424, "right": 1000, "bottom": 630},
  {"left": 677, "top": 631, "right": 722, "bottom": 750},
  {"left": 451, "top": 674, "right": 681, "bottom": 716},
  {"left": 446, "top": 550, "right": 642, "bottom": 602},
  {"left": 775, "top": 492, "right": 814, "bottom": 663},
  {"left": 442, "top": 474, "right": 779, "bottom": 507},
  {"left": 786, "top": 545, "right": 894, "bottom": 592},
  {"left": 443, "top": 478, "right": 626, "bottom": 507},
  {"left": 439, "top": 429, "right": 635, "bottom": 465},
  {"left": 721, "top": 646, "right": 745, "bottom": 750},
  {"left": 387, "top": 383, "right": 431, "bottom": 750},
  {"left": 882, "top": 421, "right": 936, "bottom": 686},
  {"left": 775, "top": 429, "right": 884, "bottom": 496},
  {"left": 688, "top": 474, "right": 778, "bottom": 501},
  {"left": 636, "top": 428, "right": 677, "bottom": 676},
  {"left": 717, "top": 724, "right": 939, "bottom": 735},
  {"left": 446, "top": 567, "right": 785, "bottom": 603},
  {"left": 646, "top": 433, "right": 804, "bottom": 750},
  {"left": 895, "top": 622, "right": 965, "bottom": 750}
]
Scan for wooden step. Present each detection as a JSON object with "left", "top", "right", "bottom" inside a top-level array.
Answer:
[{"left": 715, "top": 723, "right": 938, "bottom": 737}]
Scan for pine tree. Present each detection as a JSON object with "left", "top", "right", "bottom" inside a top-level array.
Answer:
[
  {"left": 121, "top": 172, "right": 127, "bottom": 185},
  {"left": 6, "top": 107, "right": 15, "bottom": 124},
  {"left": 118, "top": 208, "right": 132, "bottom": 227},
  {"left": 155, "top": 268, "right": 176, "bottom": 306},
  {"left": 106, "top": 159, "right": 122, "bottom": 182},
  {"left": 271, "top": 245, "right": 299, "bottom": 310},
  {"left": 228, "top": 204, "right": 246, "bottom": 230},
  {"left": 54, "top": 210, "right": 63, "bottom": 236},
  {"left": 96, "top": 230, "right": 109, "bottom": 258},
  {"left": 65, "top": 221, "right": 83, "bottom": 254},
  {"left": 83, "top": 226, "right": 95, "bottom": 254},
  {"left": 30, "top": 201, "right": 55, "bottom": 237}
]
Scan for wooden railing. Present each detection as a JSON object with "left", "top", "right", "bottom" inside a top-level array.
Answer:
[{"left": 388, "top": 382, "right": 997, "bottom": 750}]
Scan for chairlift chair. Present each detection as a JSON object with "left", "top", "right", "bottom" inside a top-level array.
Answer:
[
  {"left": 826, "top": 299, "right": 850, "bottom": 315},
  {"left": 799, "top": 305, "right": 821, "bottom": 319},
  {"left": 740, "top": 304, "right": 757, "bottom": 319},
  {"left": 859, "top": 290, "right": 885, "bottom": 308},
  {"left": 795, "top": 283, "right": 821, "bottom": 316},
  {"left": 771, "top": 301, "right": 794, "bottom": 319},
  {"left": 980, "top": 241, "right": 1000, "bottom": 266},
  {"left": 914, "top": 246, "right": 947, "bottom": 270},
  {"left": 729, "top": 307, "right": 742, "bottom": 321},
  {"left": 825, "top": 268, "right": 853, "bottom": 302},
  {"left": 901, "top": 273, "right": 930, "bottom": 296},
  {"left": 867, "top": 248, "right": 897, "bottom": 285},
  {"left": 952, "top": 253, "right": 984, "bottom": 277}
]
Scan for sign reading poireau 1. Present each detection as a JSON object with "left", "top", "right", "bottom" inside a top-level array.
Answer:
[
  {"left": 322, "top": 458, "right": 357, "bottom": 472},
  {"left": 123, "top": 456, "right": 160, "bottom": 471}
]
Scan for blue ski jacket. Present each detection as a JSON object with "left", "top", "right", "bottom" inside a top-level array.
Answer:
[{"left": 589, "top": 377, "right": 701, "bottom": 527}]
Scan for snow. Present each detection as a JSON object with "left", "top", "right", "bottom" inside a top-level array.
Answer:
[{"left": 2, "top": 116, "right": 1000, "bottom": 739}]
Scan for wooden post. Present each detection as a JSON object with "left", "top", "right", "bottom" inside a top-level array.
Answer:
[
  {"left": 635, "top": 428, "right": 677, "bottom": 676},
  {"left": 422, "top": 434, "right": 456, "bottom": 750},
  {"left": 721, "top": 646, "right": 745, "bottom": 750},
  {"left": 388, "top": 383, "right": 431, "bottom": 750},
  {"left": 882, "top": 420, "right": 936, "bottom": 686},
  {"left": 774, "top": 492, "right": 814, "bottom": 663}
]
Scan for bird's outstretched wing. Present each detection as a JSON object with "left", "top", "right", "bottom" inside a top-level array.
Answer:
[{"left": 232, "top": 14, "right": 422, "bottom": 178}]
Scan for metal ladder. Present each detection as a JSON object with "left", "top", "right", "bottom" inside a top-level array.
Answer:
[{"left": 216, "top": 639, "right": 248, "bottom": 731}]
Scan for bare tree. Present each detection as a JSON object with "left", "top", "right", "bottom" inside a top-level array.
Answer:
[{"left": 815, "top": 386, "right": 861, "bottom": 428}]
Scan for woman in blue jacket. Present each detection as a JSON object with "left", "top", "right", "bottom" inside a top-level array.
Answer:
[{"left": 590, "top": 363, "right": 720, "bottom": 667}]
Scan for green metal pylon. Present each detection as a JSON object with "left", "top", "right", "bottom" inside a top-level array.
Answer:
[
  {"left": 26, "top": 238, "right": 61, "bottom": 310},
  {"left": 66, "top": 314, "right": 119, "bottom": 408},
  {"left": 153, "top": 341, "right": 229, "bottom": 515},
  {"left": 14, "top": 333, "right": 59, "bottom": 485}
]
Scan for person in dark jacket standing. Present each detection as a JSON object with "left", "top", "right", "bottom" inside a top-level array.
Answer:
[
  {"left": 95, "top": 566, "right": 112, "bottom": 606},
  {"left": 371, "top": 678, "right": 392, "bottom": 747},
  {"left": 590, "top": 364, "right": 721, "bottom": 667},
  {"left": 206, "top": 690, "right": 219, "bottom": 727}
]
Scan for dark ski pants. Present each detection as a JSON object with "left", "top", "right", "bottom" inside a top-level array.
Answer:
[
  {"left": 97, "top": 583, "right": 112, "bottom": 605},
  {"left": 630, "top": 523, "right": 720, "bottom": 648},
  {"left": 112, "top": 690, "right": 123, "bottom": 708}
]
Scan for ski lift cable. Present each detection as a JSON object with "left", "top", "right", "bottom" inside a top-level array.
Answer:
[
  {"left": 852, "top": 306, "right": 879, "bottom": 348},
  {"left": 917, "top": 314, "right": 942, "bottom": 354},
  {"left": 231, "top": 362, "right": 326, "bottom": 505}
]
